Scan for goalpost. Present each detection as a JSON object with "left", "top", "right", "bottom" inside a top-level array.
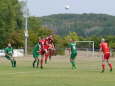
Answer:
[{"left": 76, "top": 41, "right": 95, "bottom": 56}]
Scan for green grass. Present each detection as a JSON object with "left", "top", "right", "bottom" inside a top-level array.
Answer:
[{"left": 0, "top": 56, "right": 115, "bottom": 86}]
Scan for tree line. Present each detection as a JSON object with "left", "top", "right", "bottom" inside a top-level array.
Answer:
[
  {"left": 0, "top": 0, "right": 115, "bottom": 55},
  {"left": 41, "top": 14, "right": 115, "bottom": 37}
]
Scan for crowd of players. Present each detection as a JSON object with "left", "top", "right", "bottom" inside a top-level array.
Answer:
[
  {"left": 32, "top": 34, "right": 55, "bottom": 69},
  {"left": 3, "top": 35, "right": 113, "bottom": 72}
]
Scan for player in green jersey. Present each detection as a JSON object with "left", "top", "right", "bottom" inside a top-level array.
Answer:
[
  {"left": 32, "top": 42, "right": 41, "bottom": 68},
  {"left": 67, "top": 39, "right": 77, "bottom": 70},
  {"left": 4, "top": 43, "right": 16, "bottom": 67}
]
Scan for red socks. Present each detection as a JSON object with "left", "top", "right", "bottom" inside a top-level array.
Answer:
[
  {"left": 102, "top": 63, "right": 113, "bottom": 70},
  {"left": 109, "top": 63, "right": 112, "bottom": 69},
  {"left": 102, "top": 64, "right": 105, "bottom": 70}
]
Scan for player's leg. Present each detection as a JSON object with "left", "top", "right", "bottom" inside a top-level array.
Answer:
[
  {"left": 36, "top": 58, "right": 39, "bottom": 68},
  {"left": 105, "top": 53, "right": 112, "bottom": 72},
  {"left": 40, "top": 55, "right": 44, "bottom": 69},
  {"left": 5, "top": 55, "right": 14, "bottom": 67},
  {"left": 49, "top": 49, "right": 54, "bottom": 60},
  {"left": 33, "top": 57, "right": 37, "bottom": 68},
  {"left": 101, "top": 55, "right": 106, "bottom": 72},
  {"left": 33, "top": 53, "right": 39, "bottom": 68},
  {"left": 10, "top": 59, "right": 14, "bottom": 67},
  {"left": 45, "top": 51, "right": 49, "bottom": 64},
  {"left": 106, "top": 60, "right": 112, "bottom": 72},
  {"left": 70, "top": 58, "right": 77, "bottom": 69},
  {"left": 70, "top": 53, "right": 77, "bottom": 70},
  {"left": 12, "top": 57, "right": 16, "bottom": 67},
  {"left": 48, "top": 49, "right": 52, "bottom": 60},
  {"left": 40, "top": 50, "right": 45, "bottom": 69},
  {"left": 101, "top": 60, "right": 105, "bottom": 72},
  {"left": 9, "top": 57, "right": 14, "bottom": 68}
]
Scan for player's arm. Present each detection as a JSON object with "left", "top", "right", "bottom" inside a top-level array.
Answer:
[
  {"left": 52, "top": 43, "right": 56, "bottom": 50},
  {"left": 99, "top": 44, "right": 102, "bottom": 53},
  {"left": 67, "top": 48, "right": 71, "bottom": 54},
  {"left": 4, "top": 48, "right": 8, "bottom": 56},
  {"left": 5, "top": 52, "right": 8, "bottom": 56},
  {"left": 37, "top": 43, "right": 41, "bottom": 53},
  {"left": 98, "top": 44, "right": 103, "bottom": 57},
  {"left": 66, "top": 43, "right": 71, "bottom": 55},
  {"left": 12, "top": 48, "right": 14, "bottom": 55}
]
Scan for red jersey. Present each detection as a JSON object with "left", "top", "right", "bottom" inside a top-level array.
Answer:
[
  {"left": 44, "top": 39, "right": 50, "bottom": 50},
  {"left": 100, "top": 42, "right": 110, "bottom": 54},
  {"left": 39, "top": 39, "right": 46, "bottom": 48},
  {"left": 43, "top": 45, "right": 49, "bottom": 50},
  {"left": 44, "top": 38, "right": 49, "bottom": 45},
  {"left": 39, "top": 39, "right": 50, "bottom": 49}
]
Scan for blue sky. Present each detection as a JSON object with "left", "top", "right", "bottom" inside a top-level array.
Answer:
[{"left": 19, "top": 0, "right": 115, "bottom": 17}]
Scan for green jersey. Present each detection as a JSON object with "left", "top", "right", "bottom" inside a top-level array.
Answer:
[
  {"left": 4, "top": 47, "right": 13, "bottom": 55},
  {"left": 68, "top": 42, "right": 77, "bottom": 53},
  {"left": 33, "top": 43, "right": 40, "bottom": 56}
]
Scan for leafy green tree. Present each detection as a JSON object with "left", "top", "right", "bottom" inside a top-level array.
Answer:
[
  {"left": 5, "top": 30, "right": 24, "bottom": 48},
  {"left": 41, "top": 14, "right": 115, "bottom": 37},
  {"left": 0, "top": 0, "right": 23, "bottom": 48},
  {"left": 28, "top": 17, "right": 42, "bottom": 29},
  {"left": 64, "top": 32, "right": 79, "bottom": 42}
]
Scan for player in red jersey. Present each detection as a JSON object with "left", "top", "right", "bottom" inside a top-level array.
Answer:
[
  {"left": 47, "top": 35, "right": 55, "bottom": 60},
  {"left": 99, "top": 38, "right": 112, "bottom": 72},
  {"left": 39, "top": 37, "right": 46, "bottom": 69},
  {"left": 44, "top": 38, "right": 50, "bottom": 64}
]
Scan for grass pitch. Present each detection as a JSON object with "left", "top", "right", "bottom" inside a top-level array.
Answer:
[{"left": 0, "top": 55, "right": 115, "bottom": 86}]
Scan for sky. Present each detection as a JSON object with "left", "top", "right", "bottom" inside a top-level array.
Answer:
[{"left": 19, "top": 0, "right": 115, "bottom": 17}]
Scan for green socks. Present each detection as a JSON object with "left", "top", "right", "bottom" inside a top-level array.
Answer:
[
  {"left": 33, "top": 60, "right": 39, "bottom": 68},
  {"left": 13, "top": 60, "right": 16, "bottom": 67},
  {"left": 37, "top": 60, "right": 39, "bottom": 68},
  {"left": 11, "top": 60, "right": 16, "bottom": 68},
  {"left": 33, "top": 60, "right": 36, "bottom": 68},
  {"left": 71, "top": 61, "right": 77, "bottom": 69},
  {"left": 11, "top": 60, "right": 14, "bottom": 67}
]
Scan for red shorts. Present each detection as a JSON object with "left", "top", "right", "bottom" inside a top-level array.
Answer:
[
  {"left": 40, "top": 49, "right": 45, "bottom": 55},
  {"left": 103, "top": 53, "right": 110, "bottom": 60}
]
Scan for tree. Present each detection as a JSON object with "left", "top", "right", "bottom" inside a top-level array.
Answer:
[
  {"left": 28, "top": 17, "right": 42, "bottom": 29},
  {"left": 64, "top": 32, "right": 79, "bottom": 41},
  {"left": 0, "top": 0, "right": 23, "bottom": 48}
]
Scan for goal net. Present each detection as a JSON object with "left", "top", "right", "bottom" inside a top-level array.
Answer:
[{"left": 76, "top": 41, "right": 95, "bottom": 57}]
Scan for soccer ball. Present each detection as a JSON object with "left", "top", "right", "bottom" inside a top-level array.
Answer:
[{"left": 65, "top": 5, "right": 70, "bottom": 10}]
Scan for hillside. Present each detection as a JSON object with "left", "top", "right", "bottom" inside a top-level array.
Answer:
[{"left": 41, "top": 13, "right": 115, "bottom": 37}]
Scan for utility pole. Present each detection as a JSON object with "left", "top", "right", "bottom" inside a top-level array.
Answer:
[{"left": 24, "top": 0, "right": 29, "bottom": 55}]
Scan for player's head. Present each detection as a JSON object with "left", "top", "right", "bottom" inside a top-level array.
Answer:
[
  {"left": 40, "top": 36, "right": 45, "bottom": 40},
  {"left": 49, "top": 34, "right": 53, "bottom": 38},
  {"left": 38, "top": 37, "right": 41, "bottom": 43},
  {"left": 46, "top": 36, "right": 49, "bottom": 39},
  {"left": 8, "top": 43, "right": 11, "bottom": 47},
  {"left": 101, "top": 38, "right": 105, "bottom": 42},
  {"left": 38, "top": 37, "right": 41, "bottom": 40},
  {"left": 69, "top": 38, "right": 75, "bottom": 42},
  {"left": 69, "top": 38, "right": 72, "bottom": 42}
]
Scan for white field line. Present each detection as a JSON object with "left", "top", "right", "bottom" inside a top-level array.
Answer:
[
  {"left": 6, "top": 71, "right": 40, "bottom": 75},
  {"left": 1, "top": 69, "right": 75, "bottom": 75}
]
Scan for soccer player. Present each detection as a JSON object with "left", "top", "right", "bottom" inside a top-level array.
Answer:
[
  {"left": 32, "top": 42, "right": 41, "bottom": 68},
  {"left": 99, "top": 38, "right": 112, "bottom": 72},
  {"left": 47, "top": 35, "right": 55, "bottom": 60},
  {"left": 4, "top": 43, "right": 16, "bottom": 67},
  {"left": 67, "top": 39, "right": 77, "bottom": 70},
  {"left": 44, "top": 40, "right": 50, "bottom": 64},
  {"left": 39, "top": 37, "right": 46, "bottom": 69}
]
